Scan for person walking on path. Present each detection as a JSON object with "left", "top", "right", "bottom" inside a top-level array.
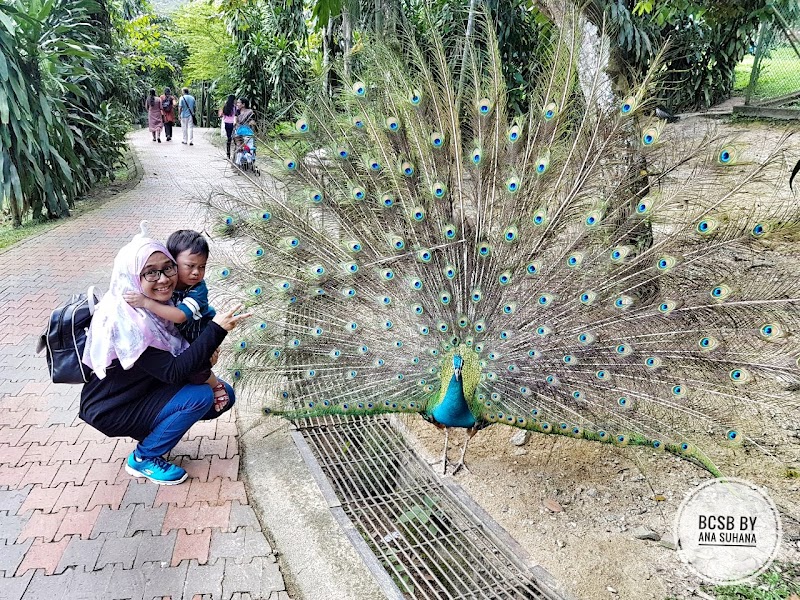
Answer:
[
  {"left": 80, "top": 228, "right": 251, "bottom": 485},
  {"left": 160, "top": 87, "right": 176, "bottom": 141},
  {"left": 146, "top": 88, "right": 163, "bottom": 143},
  {"left": 179, "top": 87, "right": 196, "bottom": 146},
  {"left": 219, "top": 94, "right": 236, "bottom": 159}
]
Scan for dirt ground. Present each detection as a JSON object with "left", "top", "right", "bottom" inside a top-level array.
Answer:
[{"left": 403, "top": 115, "right": 800, "bottom": 600}]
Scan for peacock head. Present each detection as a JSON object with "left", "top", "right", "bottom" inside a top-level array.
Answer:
[{"left": 453, "top": 354, "right": 463, "bottom": 380}]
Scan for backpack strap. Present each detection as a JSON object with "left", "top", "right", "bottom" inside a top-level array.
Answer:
[{"left": 87, "top": 285, "right": 99, "bottom": 314}]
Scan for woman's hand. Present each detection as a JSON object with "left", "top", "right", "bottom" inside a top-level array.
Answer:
[
  {"left": 212, "top": 304, "right": 252, "bottom": 331},
  {"left": 123, "top": 291, "right": 148, "bottom": 308}
]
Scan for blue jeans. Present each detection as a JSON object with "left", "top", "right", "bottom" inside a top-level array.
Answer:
[{"left": 135, "top": 381, "right": 235, "bottom": 459}]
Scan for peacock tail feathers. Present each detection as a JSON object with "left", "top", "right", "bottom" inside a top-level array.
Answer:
[{"left": 209, "top": 7, "right": 800, "bottom": 499}]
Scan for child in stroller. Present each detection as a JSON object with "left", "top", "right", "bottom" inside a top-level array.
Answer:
[{"left": 233, "top": 124, "right": 258, "bottom": 174}]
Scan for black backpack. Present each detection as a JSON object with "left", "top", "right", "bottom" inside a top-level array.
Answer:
[{"left": 36, "top": 287, "right": 101, "bottom": 384}]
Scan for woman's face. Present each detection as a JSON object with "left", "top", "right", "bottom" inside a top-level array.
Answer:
[
  {"left": 236, "top": 100, "right": 243, "bottom": 110},
  {"left": 139, "top": 251, "right": 177, "bottom": 302}
]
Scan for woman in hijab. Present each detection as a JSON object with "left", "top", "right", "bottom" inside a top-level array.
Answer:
[
  {"left": 146, "top": 88, "right": 163, "bottom": 142},
  {"left": 80, "top": 226, "right": 250, "bottom": 485}
]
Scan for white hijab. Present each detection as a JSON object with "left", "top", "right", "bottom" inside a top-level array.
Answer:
[{"left": 83, "top": 228, "right": 188, "bottom": 379}]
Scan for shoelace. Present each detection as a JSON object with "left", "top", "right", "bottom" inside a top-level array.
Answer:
[{"left": 149, "top": 456, "right": 174, "bottom": 472}]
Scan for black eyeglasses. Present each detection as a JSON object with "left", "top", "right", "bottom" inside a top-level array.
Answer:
[{"left": 141, "top": 264, "right": 178, "bottom": 282}]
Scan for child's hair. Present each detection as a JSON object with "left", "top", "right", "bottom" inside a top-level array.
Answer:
[{"left": 167, "top": 230, "right": 209, "bottom": 259}]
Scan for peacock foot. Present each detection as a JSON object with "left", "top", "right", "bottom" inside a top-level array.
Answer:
[{"left": 450, "top": 460, "right": 471, "bottom": 476}]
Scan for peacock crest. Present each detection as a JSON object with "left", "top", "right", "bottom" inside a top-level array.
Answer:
[{"left": 210, "top": 7, "right": 800, "bottom": 505}]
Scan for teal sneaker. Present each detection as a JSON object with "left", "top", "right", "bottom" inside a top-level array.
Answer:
[{"left": 125, "top": 452, "right": 188, "bottom": 485}]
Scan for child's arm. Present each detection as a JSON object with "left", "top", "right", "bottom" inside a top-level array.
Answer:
[{"left": 123, "top": 291, "right": 187, "bottom": 323}]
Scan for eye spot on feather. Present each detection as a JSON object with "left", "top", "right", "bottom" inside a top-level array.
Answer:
[
  {"left": 477, "top": 98, "right": 493, "bottom": 115},
  {"left": 352, "top": 82, "right": 366, "bottom": 96}
]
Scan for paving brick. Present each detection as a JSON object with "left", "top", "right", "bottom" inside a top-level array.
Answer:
[
  {"left": 153, "top": 482, "right": 189, "bottom": 508},
  {"left": 20, "top": 567, "right": 75, "bottom": 599},
  {"left": 228, "top": 502, "right": 260, "bottom": 532},
  {"left": 197, "top": 437, "right": 226, "bottom": 459},
  {"left": 85, "top": 459, "right": 123, "bottom": 485},
  {"left": 48, "top": 441, "right": 89, "bottom": 465},
  {"left": 185, "top": 420, "right": 216, "bottom": 441},
  {"left": 53, "top": 482, "right": 98, "bottom": 512},
  {"left": 221, "top": 557, "right": 284, "bottom": 600},
  {"left": 215, "top": 420, "right": 238, "bottom": 439},
  {"left": 18, "top": 425, "right": 54, "bottom": 447},
  {"left": 268, "top": 591, "right": 291, "bottom": 600},
  {"left": 65, "top": 564, "right": 115, "bottom": 599},
  {"left": 170, "top": 529, "right": 210, "bottom": 566},
  {"left": 91, "top": 505, "right": 134, "bottom": 539},
  {"left": 186, "top": 479, "right": 221, "bottom": 507},
  {"left": 168, "top": 438, "right": 200, "bottom": 460},
  {"left": 19, "top": 462, "right": 58, "bottom": 487},
  {"left": 243, "top": 528, "right": 272, "bottom": 559},
  {"left": 54, "top": 506, "right": 101, "bottom": 542},
  {"left": 15, "top": 537, "right": 71, "bottom": 575},
  {"left": 127, "top": 503, "right": 167, "bottom": 536},
  {"left": 80, "top": 440, "right": 116, "bottom": 464},
  {"left": 76, "top": 427, "right": 107, "bottom": 445},
  {"left": 0, "top": 444, "right": 28, "bottom": 466},
  {"left": 0, "top": 539, "right": 33, "bottom": 576},
  {"left": 0, "top": 426, "right": 28, "bottom": 445},
  {"left": 161, "top": 504, "right": 199, "bottom": 534},
  {"left": 120, "top": 481, "right": 157, "bottom": 509},
  {"left": 87, "top": 481, "right": 127, "bottom": 510},
  {"left": 47, "top": 425, "right": 82, "bottom": 445},
  {"left": 225, "top": 437, "right": 239, "bottom": 460},
  {"left": 106, "top": 564, "right": 145, "bottom": 600},
  {"left": 179, "top": 457, "right": 210, "bottom": 483},
  {"left": 17, "top": 412, "right": 48, "bottom": 428},
  {"left": 208, "top": 456, "right": 239, "bottom": 481},
  {"left": 208, "top": 529, "right": 245, "bottom": 563},
  {"left": 110, "top": 440, "right": 136, "bottom": 463},
  {"left": 0, "top": 571, "right": 33, "bottom": 600},
  {"left": 133, "top": 531, "right": 177, "bottom": 568},
  {"left": 16, "top": 484, "right": 63, "bottom": 515},
  {"left": 0, "top": 464, "right": 30, "bottom": 489},
  {"left": 95, "top": 535, "right": 139, "bottom": 570},
  {"left": 17, "top": 509, "right": 66, "bottom": 543},
  {"left": 51, "top": 461, "right": 91, "bottom": 487},
  {"left": 43, "top": 409, "right": 76, "bottom": 427},
  {"left": 0, "top": 512, "right": 30, "bottom": 544},
  {"left": 56, "top": 535, "right": 105, "bottom": 573},
  {"left": 182, "top": 559, "right": 225, "bottom": 600},
  {"left": 20, "top": 444, "right": 56, "bottom": 466},
  {"left": 218, "top": 480, "right": 247, "bottom": 505},
  {"left": 140, "top": 560, "right": 188, "bottom": 600}
]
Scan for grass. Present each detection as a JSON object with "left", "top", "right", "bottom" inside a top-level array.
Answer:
[
  {"left": 734, "top": 46, "right": 800, "bottom": 100},
  {"left": 0, "top": 150, "right": 139, "bottom": 252},
  {"left": 707, "top": 562, "right": 799, "bottom": 600}
]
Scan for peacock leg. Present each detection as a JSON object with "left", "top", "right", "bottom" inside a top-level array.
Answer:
[
  {"left": 439, "top": 427, "right": 449, "bottom": 475},
  {"left": 452, "top": 427, "right": 477, "bottom": 475}
]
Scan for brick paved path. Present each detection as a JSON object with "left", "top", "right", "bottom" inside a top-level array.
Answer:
[{"left": 0, "top": 129, "right": 288, "bottom": 600}]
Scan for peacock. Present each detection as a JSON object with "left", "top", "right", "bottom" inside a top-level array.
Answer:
[{"left": 208, "top": 5, "right": 800, "bottom": 505}]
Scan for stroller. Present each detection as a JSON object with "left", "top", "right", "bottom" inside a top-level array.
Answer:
[{"left": 233, "top": 124, "right": 259, "bottom": 175}]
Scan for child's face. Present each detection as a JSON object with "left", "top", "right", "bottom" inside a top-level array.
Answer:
[{"left": 174, "top": 250, "right": 207, "bottom": 289}]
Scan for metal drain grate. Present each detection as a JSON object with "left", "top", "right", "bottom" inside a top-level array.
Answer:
[{"left": 291, "top": 414, "right": 567, "bottom": 600}]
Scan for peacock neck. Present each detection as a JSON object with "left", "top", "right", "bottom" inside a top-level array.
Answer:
[{"left": 430, "top": 374, "right": 476, "bottom": 428}]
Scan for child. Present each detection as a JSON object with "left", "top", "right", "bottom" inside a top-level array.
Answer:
[{"left": 123, "top": 230, "right": 229, "bottom": 412}]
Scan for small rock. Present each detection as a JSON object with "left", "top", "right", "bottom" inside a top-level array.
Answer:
[
  {"left": 607, "top": 586, "right": 618, "bottom": 594},
  {"left": 586, "top": 487, "right": 598, "bottom": 498},
  {"left": 632, "top": 526, "right": 661, "bottom": 541},
  {"left": 557, "top": 539, "right": 566, "bottom": 549},
  {"left": 512, "top": 447, "right": 528, "bottom": 456},
  {"left": 510, "top": 430, "right": 531, "bottom": 446},
  {"left": 543, "top": 498, "right": 563, "bottom": 513},
  {"left": 659, "top": 534, "right": 678, "bottom": 550}
]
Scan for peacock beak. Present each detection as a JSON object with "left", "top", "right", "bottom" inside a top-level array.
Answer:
[{"left": 454, "top": 367, "right": 461, "bottom": 381}]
